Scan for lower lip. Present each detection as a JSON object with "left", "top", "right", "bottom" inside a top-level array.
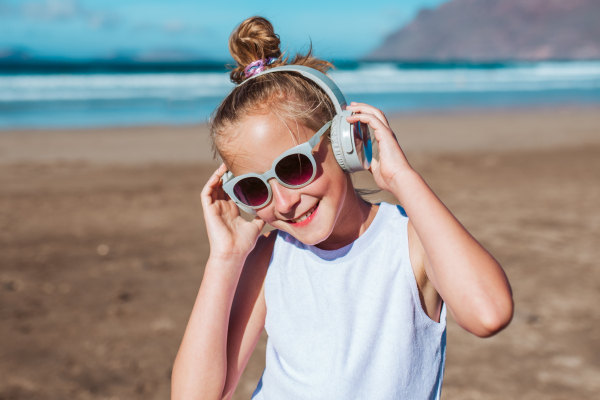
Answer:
[{"left": 286, "top": 202, "right": 319, "bottom": 227}]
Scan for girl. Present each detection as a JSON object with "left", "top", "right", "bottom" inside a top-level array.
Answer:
[{"left": 172, "top": 16, "right": 513, "bottom": 400}]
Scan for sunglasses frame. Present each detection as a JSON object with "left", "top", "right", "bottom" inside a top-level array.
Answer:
[{"left": 221, "top": 120, "right": 332, "bottom": 210}]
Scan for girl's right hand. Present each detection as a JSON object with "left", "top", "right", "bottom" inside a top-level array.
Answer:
[{"left": 201, "top": 163, "right": 266, "bottom": 264}]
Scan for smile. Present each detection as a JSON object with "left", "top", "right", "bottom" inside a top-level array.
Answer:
[{"left": 286, "top": 202, "right": 319, "bottom": 226}]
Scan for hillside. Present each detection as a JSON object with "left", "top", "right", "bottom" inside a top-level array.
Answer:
[{"left": 366, "top": 0, "right": 600, "bottom": 61}]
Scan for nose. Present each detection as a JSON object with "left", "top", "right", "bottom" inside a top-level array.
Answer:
[{"left": 269, "top": 179, "right": 301, "bottom": 215}]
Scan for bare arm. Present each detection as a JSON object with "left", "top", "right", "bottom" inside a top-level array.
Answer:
[
  {"left": 171, "top": 164, "right": 272, "bottom": 400},
  {"left": 397, "top": 169, "right": 512, "bottom": 337},
  {"left": 221, "top": 233, "right": 274, "bottom": 399},
  {"left": 347, "top": 104, "right": 513, "bottom": 337}
]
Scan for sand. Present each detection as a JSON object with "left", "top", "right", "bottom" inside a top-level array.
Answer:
[
  {"left": 1, "top": 107, "right": 599, "bottom": 399},
  {"left": 2, "top": 107, "right": 600, "bottom": 165}
]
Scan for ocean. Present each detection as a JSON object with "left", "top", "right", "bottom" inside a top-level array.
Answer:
[{"left": 1, "top": 61, "right": 600, "bottom": 130}]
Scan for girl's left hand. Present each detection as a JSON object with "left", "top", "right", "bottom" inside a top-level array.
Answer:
[{"left": 345, "top": 102, "right": 413, "bottom": 193}]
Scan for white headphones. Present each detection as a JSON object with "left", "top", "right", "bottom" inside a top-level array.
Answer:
[
  {"left": 241, "top": 65, "right": 372, "bottom": 174},
  {"left": 225, "top": 65, "right": 373, "bottom": 215}
]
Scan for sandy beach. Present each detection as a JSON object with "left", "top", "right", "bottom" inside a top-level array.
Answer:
[{"left": 1, "top": 107, "right": 600, "bottom": 400}]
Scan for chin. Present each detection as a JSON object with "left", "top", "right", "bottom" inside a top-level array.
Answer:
[{"left": 288, "top": 224, "right": 333, "bottom": 246}]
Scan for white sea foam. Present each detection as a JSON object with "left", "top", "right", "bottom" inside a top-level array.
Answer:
[
  {"left": 0, "top": 72, "right": 234, "bottom": 102},
  {"left": 330, "top": 61, "right": 600, "bottom": 94},
  {"left": 1, "top": 61, "right": 600, "bottom": 103}
]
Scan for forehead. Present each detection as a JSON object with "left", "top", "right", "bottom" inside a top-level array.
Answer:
[{"left": 220, "top": 113, "right": 313, "bottom": 175}]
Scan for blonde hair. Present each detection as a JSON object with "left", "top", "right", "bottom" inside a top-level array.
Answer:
[{"left": 209, "top": 16, "right": 336, "bottom": 161}]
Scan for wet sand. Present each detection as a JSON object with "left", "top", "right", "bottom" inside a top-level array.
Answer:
[{"left": 1, "top": 107, "right": 599, "bottom": 399}]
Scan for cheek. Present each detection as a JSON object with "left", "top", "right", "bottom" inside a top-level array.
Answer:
[
  {"left": 318, "top": 154, "right": 347, "bottom": 205},
  {"left": 300, "top": 144, "right": 347, "bottom": 206}
]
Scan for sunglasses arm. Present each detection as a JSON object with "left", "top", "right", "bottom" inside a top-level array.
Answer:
[
  {"left": 308, "top": 121, "right": 332, "bottom": 149},
  {"left": 222, "top": 170, "right": 234, "bottom": 184}
]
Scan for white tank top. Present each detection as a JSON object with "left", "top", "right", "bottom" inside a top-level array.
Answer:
[{"left": 252, "top": 202, "right": 447, "bottom": 400}]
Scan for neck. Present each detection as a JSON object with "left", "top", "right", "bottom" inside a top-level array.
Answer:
[{"left": 316, "top": 176, "right": 378, "bottom": 251}]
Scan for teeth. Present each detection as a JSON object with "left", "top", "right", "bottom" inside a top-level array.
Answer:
[{"left": 291, "top": 205, "right": 316, "bottom": 223}]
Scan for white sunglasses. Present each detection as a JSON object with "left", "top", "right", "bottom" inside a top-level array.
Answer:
[{"left": 222, "top": 120, "right": 332, "bottom": 209}]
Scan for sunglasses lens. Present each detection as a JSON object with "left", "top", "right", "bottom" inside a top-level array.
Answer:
[
  {"left": 233, "top": 177, "right": 269, "bottom": 207},
  {"left": 275, "top": 153, "right": 314, "bottom": 186}
]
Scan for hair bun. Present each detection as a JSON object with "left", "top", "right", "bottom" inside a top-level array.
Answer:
[
  {"left": 229, "top": 16, "right": 282, "bottom": 84},
  {"left": 228, "top": 16, "right": 334, "bottom": 84}
]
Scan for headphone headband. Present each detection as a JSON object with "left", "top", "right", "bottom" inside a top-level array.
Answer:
[{"left": 239, "top": 65, "right": 347, "bottom": 114}]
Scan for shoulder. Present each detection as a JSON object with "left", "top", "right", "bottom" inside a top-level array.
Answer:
[
  {"left": 380, "top": 203, "right": 426, "bottom": 289},
  {"left": 378, "top": 202, "right": 407, "bottom": 219},
  {"left": 373, "top": 203, "right": 408, "bottom": 232},
  {"left": 377, "top": 202, "right": 439, "bottom": 320}
]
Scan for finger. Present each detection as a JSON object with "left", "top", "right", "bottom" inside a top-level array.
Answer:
[
  {"left": 203, "top": 163, "right": 227, "bottom": 192},
  {"left": 215, "top": 162, "right": 228, "bottom": 179},
  {"left": 369, "top": 156, "right": 380, "bottom": 175},
  {"left": 201, "top": 163, "right": 228, "bottom": 208},
  {"left": 200, "top": 168, "right": 220, "bottom": 203},
  {"left": 346, "top": 113, "right": 396, "bottom": 143},
  {"left": 347, "top": 102, "right": 390, "bottom": 127},
  {"left": 211, "top": 181, "right": 227, "bottom": 203},
  {"left": 251, "top": 217, "right": 266, "bottom": 232},
  {"left": 347, "top": 102, "right": 390, "bottom": 129}
]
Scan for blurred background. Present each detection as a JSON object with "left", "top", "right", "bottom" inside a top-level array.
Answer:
[{"left": 1, "top": 0, "right": 599, "bottom": 399}]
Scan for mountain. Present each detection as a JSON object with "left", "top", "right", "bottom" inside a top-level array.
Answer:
[{"left": 366, "top": 0, "right": 600, "bottom": 62}]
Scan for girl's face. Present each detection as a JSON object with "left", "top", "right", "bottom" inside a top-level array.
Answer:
[{"left": 221, "top": 112, "right": 350, "bottom": 245}]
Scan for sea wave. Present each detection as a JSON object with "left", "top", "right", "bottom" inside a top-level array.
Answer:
[
  {"left": 1, "top": 61, "right": 600, "bottom": 103},
  {"left": 331, "top": 61, "right": 600, "bottom": 94},
  {"left": 0, "top": 72, "right": 233, "bottom": 102}
]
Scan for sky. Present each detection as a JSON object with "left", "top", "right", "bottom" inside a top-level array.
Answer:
[{"left": 0, "top": 0, "right": 450, "bottom": 61}]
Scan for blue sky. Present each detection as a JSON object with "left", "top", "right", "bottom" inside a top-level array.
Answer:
[{"left": 0, "top": 0, "right": 450, "bottom": 61}]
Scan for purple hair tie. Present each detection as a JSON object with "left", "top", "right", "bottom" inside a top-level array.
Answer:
[{"left": 244, "top": 57, "right": 276, "bottom": 78}]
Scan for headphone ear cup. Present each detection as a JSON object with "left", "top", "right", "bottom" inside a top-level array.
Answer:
[{"left": 330, "top": 115, "right": 349, "bottom": 172}]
